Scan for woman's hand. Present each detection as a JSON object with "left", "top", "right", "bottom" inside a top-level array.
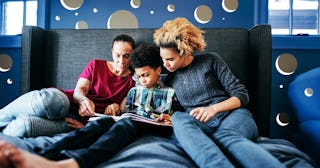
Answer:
[
  {"left": 78, "top": 98, "right": 95, "bottom": 117},
  {"left": 190, "top": 97, "right": 242, "bottom": 123},
  {"left": 104, "top": 103, "right": 121, "bottom": 116},
  {"left": 65, "top": 117, "right": 84, "bottom": 129},
  {"left": 190, "top": 106, "right": 217, "bottom": 123},
  {"left": 74, "top": 78, "right": 95, "bottom": 117}
]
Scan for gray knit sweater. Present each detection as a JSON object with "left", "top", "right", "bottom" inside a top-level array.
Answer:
[{"left": 166, "top": 52, "right": 249, "bottom": 109}]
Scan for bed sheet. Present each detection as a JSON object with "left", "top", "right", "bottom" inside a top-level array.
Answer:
[{"left": 98, "top": 135, "right": 197, "bottom": 168}]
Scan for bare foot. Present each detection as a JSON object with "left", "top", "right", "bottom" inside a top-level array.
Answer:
[
  {"left": 0, "top": 149, "right": 11, "bottom": 168},
  {"left": 0, "top": 140, "right": 79, "bottom": 168}
]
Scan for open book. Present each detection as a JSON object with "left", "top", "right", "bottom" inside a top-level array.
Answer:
[{"left": 89, "top": 112, "right": 172, "bottom": 127}]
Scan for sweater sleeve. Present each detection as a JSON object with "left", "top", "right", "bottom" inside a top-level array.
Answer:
[{"left": 211, "top": 53, "right": 250, "bottom": 106}]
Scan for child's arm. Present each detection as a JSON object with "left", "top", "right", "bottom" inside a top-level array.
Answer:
[
  {"left": 119, "top": 97, "right": 127, "bottom": 114},
  {"left": 104, "top": 103, "right": 120, "bottom": 116},
  {"left": 104, "top": 96, "right": 128, "bottom": 116}
]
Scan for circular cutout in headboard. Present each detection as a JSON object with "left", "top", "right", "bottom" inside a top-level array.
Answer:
[
  {"left": 275, "top": 53, "right": 298, "bottom": 75},
  {"left": 276, "top": 112, "right": 290, "bottom": 127},
  {"left": 0, "top": 54, "right": 13, "bottom": 72}
]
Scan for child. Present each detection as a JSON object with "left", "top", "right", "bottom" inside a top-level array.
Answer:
[{"left": 0, "top": 44, "right": 181, "bottom": 168}]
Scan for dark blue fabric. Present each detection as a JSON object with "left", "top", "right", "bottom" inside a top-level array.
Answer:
[
  {"left": 40, "top": 117, "right": 116, "bottom": 160},
  {"left": 40, "top": 117, "right": 172, "bottom": 168},
  {"left": 99, "top": 136, "right": 197, "bottom": 168},
  {"left": 257, "top": 138, "right": 318, "bottom": 168}
]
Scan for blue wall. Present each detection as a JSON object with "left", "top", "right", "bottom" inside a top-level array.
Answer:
[
  {"left": 0, "top": 36, "right": 21, "bottom": 108},
  {"left": 270, "top": 37, "right": 320, "bottom": 139},
  {"left": 49, "top": 0, "right": 254, "bottom": 29}
]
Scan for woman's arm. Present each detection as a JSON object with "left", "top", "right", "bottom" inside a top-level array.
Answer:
[
  {"left": 213, "top": 54, "right": 249, "bottom": 106},
  {"left": 73, "top": 78, "right": 95, "bottom": 117},
  {"left": 190, "top": 96, "right": 241, "bottom": 123}
]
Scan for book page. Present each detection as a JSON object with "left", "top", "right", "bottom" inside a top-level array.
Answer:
[{"left": 89, "top": 112, "right": 171, "bottom": 126}]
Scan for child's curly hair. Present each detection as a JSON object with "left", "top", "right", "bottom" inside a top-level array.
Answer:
[
  {"left": 130, "top": 43, "right": 162, "bottom": 69},
  {"left": 153, "top": 17, "right": 206, "bottom": 56}
]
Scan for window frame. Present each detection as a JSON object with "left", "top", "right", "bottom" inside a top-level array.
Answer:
[
  {"left": 255, "top": 0, "right": 320, "bottom": 50},
  {"left": 0, "top": 0, "right": 48, "bottom": 35},
  {"left": 267, "top": 0, "right": 320, "bottom": 36}
]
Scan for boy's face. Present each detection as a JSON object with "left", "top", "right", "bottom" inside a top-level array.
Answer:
[{"left": 134, "top": 66, "right": 161, "bottom": 88}]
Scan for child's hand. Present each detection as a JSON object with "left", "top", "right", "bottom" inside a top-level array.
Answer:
[
  {"left": 155, "top": 114, "right": 172, "bottom": 125},
  {"left": 65, "top": 118, "right": 84, "bottom": 129},
  {"left": 104, "top": 103, "right": 120, "bottom": 116}
]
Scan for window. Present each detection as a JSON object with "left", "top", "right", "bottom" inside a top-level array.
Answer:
[
  {"left": 1, "top": 0, "right": 37, "bottom": 35},
  {"left": 269, "top": 0, "right": 319, "bottom": 35}
]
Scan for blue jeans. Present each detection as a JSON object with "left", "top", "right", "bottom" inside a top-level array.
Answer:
[
  {"left": 0, "top": 119, "right": 107, "bottom": 154},
  {"left": 0, "top": 132, "right": 67, "bottom": 152},
  {"left": 171, "top": 108, "right": 285, "bottom": 168},
  {"left": 0, "top": 88, "right": 72, "bottom": 137},
  {"left": 42, "top": 117, "right": 172, "bottom": 168},
  {"left": 40, "top": 117, "right": 117, "bottom": 159}
]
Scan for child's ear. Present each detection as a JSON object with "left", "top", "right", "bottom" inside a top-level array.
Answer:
[{"left": 156, "top": 66, "right": 162, "bottom": 75}]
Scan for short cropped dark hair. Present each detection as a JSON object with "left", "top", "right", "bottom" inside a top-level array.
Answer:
[
  {"left": 112, "top": 34, "right": 135, "bottom": 49},
  {"left": 130, "top": 43, "right": 162, "bottom": 69}
]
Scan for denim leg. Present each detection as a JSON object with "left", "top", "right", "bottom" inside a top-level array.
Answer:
[
  {"left": 0, "top": 90, "right": 43, "bottom": 127},
  {"left": 0, "top": 88, "right": 70, "bottom": 136},
  {"left": 212, "top": 108, "right": 285, "bottom": 168},
  {"left": 171, "top": 111, "right": 234, "bottom": 168},
  {"left": 0, "top": 132, "right": 67, "bottom": 152},
  {"left": 61, "top": 118, "right": 148, "bottom": 168},
  {"left": 2, "top": 116, "right": 72, "bottom": 137},
  {"left": 41, "top": 117, "right": 116, "bottom": 160},
  {"left": 216, "top": 108, "right": 258, "bottom": 140}
]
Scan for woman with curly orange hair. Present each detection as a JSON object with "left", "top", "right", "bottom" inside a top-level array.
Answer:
[{"left": 154, "top": 17, "right": 284, "bottom": 168}]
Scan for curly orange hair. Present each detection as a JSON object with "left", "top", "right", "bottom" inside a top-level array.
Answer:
[{"left": 153, "top": 17, "right": 206, "bottom": 56}]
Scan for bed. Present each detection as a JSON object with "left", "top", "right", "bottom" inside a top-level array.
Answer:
[{"left": 21, "top": 25, "right": 317, "bottom": 167}]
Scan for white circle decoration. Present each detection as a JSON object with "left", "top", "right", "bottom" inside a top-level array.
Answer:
[
  {"left": 304, "top": 88, "right": 313, "bottom": 97},
  {"left": 222, "top": 0, "right": 238, "bottom": 13},
  {"left": 194, "top": 5, "right": 212, "bottom": 24},
  {"left": 55, "top": 16, "right": 61, "bottom": 21},
  {"left": 167, "top": 4, "right": 175, "bottom": 12},
  {"left": 60, "top": 0, "right": 84, "bottom": 10},
  {"left": 130, "top": 0, "right": 141, "bottom": 9},
  {"left": 93, "top": 8, "right": 98, "bottom": 13},
  {"left": 0, "top": 54, "right": 13, "bottom": 72},
  {"left": 7, "top": 78, "right": 13, "bottom": 85},
  {"left": 107, "top": 10, "right": 138, "bottom": 29},
  {"left": 275, "top": 53, "right": 297, "bottom": 76},
  {"left": 276, "top": 113, "right": 289, "bottom": 127},
  {"left": 75, "top": 20, "right": 88, "bottom": 29}
]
